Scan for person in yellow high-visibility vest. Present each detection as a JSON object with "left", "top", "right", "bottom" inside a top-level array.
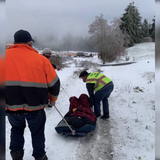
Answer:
[{"left": 79, "top": 71, "right": 114, "bottom": 119}]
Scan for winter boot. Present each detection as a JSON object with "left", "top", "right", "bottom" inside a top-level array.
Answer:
[
  {"left": 10, "top": 150, "right": 24, "bottom": 160},
  {"left": 35, "top": 154, "right": 48, "bottom": 160},
  {"left": 100, "top": 114, "right": 110, "bottom": 119}
]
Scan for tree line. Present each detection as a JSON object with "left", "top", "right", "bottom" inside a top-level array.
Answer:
[
  {"left": 120, "top": 1, "right": 155, "bottom": 47},
  {"left": 88, "top": 2, "right": 155, "bottom": 63},
  {"left": 34, "top": 2, "right": 155, "bottom": 63}
]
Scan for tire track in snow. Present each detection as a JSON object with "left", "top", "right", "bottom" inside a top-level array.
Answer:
[
  {"left": 59, "top": 68, "right": 115, "bottom": 160},
  {"left": 76, "top": 119, "right": 114, "bottom": 160}
]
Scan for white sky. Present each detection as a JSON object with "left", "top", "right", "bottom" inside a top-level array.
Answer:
[
  {"left": 6, "top": 42, "right": 155, "bottom": 159},
  {"left": 5, "top": 0, "right": 155, "bottom": 43},
  {"left": 0, "top": 2, "right": 5, "bottom": 53}
]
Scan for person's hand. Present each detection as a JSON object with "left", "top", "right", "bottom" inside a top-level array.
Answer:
[
  {"left": 76, "top": 108, "right": 81, "bottom": 111},
  {"left": 56, "top": 66, "right": 62, "bottom": 71},
  {"left": 50, "top": 101, "right": 55, "bottom": 106}
]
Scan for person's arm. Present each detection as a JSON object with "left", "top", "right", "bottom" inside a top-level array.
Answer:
[
  {"left": 52, "top": 63, "right": 56, "bottom": 69},
  {"left": 52, "top": 63, "right": 62, "bottom": 71},
  {"left": 64, "top": 110, "right": 73, "bottom": 117},
  {"left": 45, "top": 61, "right": 60, "bottom": 105},
  {"left": 64, "top": 108, "right": 81, "bottom": 117},
  {"left": 86, "top": 83, "right": 95, "bottom": 107}
]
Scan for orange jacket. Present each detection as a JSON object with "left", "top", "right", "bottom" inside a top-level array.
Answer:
[
  {"left": 6, "top": 44, "right": 60, "bottom": 111},
  {"left": 0, "top": 55, "right": 5, "bottom": 105},
  {"left": 0, "top": 55, "right": 5, "bottom": 84}
]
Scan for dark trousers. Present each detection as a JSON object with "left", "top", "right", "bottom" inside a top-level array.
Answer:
[
  {"left": 7, "top": 109, "right": 46, "bottom": 158},
  {"left": 0, "top": 107, "right": 5, "bottom": 160},
  {"left": 94, "top": 83, "right": 114, "bottom": 117}
]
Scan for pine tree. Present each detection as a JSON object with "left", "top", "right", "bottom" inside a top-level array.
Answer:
[
  {"left": 120, "top": 2, "right": 143, "bottom": 47},
  {"left": 141, "top": 19, "right": 150, "bottom": 37},
  {"left": 149, "top": 17, "right": 155, "bottom": 42}
]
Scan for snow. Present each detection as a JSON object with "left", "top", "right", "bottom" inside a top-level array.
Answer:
[{"left": 6, "top": 42, "right": 155, "bottom": 160}]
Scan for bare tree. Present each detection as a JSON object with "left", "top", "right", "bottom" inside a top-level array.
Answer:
[{"left": 89, "top": 14, "right": 126, "bottom": 63}]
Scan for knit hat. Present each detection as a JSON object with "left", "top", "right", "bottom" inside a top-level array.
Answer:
[
  {"left": 42, "top": 48, "right": 52, "bottom": 54},
  {"left": 79, "top": 71, "right": 89, "bottom": 78},
  {"left": 14, "top": 29, "right": 34, "bottom": 43}
]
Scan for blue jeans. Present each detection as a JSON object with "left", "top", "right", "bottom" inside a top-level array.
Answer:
[
  {"left": 94, "top": 83, "right": 114, "bottom": 117},
  {"left": 7, "top": 109, "right": 46, "bottom": 158}
]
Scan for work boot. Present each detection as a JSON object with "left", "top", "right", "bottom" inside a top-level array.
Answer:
[
  {"left": 10, "top": 150, "right": 24, "bottom": 160},
  {"left": 100, "top": 115, "right": 110, "bottom": 119},
  {"left": 35, "top": 154, "right": 48, "bottom": 160}
]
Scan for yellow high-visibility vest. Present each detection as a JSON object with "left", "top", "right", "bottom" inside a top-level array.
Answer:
[{"left": 86, "top": 72, "right": 112, "bottom": 92}]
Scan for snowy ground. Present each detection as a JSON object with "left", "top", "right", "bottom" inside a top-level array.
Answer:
[{"left": 6, "top": 42, "right": 155, "bottom": 160}]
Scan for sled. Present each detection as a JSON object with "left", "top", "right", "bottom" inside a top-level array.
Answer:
[{"left": 55, "top": 119, "right": 96, "bottom": 137}]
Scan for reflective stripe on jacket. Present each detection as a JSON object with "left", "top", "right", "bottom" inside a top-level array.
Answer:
[
  {"left": 6, "top": 44, "right": 60, "bottom": 111},
  {"left": 86, "top": 72, "right": 112, "bottom": 92}
]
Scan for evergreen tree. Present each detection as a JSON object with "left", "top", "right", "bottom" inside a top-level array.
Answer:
[
  {"left": 149, "top": 17, "right": 155, "bottom": 42},
  {"left": 120, "top": 2, "right": 143, "bottom": 47},
  {"left": 141, "top": 19, "right": 150, "bottom": 37}
]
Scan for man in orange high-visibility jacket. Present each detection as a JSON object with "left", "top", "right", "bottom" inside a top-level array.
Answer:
[
  {"left": 79, "top": 71, "right": 114, "bottom": 119},
  {"left": 0, "top": 55, "right": 5, "bottom": 160},
  {"left": 6, "top": 29, "right": 60, "bottom": 160}
]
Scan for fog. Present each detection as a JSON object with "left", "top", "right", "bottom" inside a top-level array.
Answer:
[
  {"left": 5, "top": 0, "right": 155, "bottom": 48},
  {"left": 0, "top": 1, "right": 5, "bottom": 54}
]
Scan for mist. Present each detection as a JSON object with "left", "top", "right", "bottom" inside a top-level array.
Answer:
[
  {"left": 33, "top": 33, "right": 94, "bottom": 52},
  {"left": 0, "top": 2, "right": 5, "bottom": 54},
  {"left": 5, "top": 0, "right": 155, "bottom": 48}
]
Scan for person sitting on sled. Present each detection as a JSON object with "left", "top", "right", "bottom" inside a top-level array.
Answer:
[{"left": 64, "top": 94, "right": 96, "bottom": 128}]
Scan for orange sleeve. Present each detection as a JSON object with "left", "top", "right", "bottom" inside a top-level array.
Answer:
[{"left": 0, "top": 55, "right": 5, "bottom": 85}]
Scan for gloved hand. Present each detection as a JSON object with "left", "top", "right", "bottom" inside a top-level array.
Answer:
[
  {"left": 50, "top": 101, "right": 55, "bottom": 106},
  {"left": 76, "top": 108, "right": 81, "bottom": 111},
  {"left": 56, "top": 66, "right": 62, "bottom": 71}
]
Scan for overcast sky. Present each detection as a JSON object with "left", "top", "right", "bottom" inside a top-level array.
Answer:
[
  {"left": 0, "top": 1, "right": 5, "bottom": 53},
  {"left": 4, "top": 0, "right": 155, "bottom": 43}
]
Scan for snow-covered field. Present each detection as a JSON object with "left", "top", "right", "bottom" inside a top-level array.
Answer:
[{"left": 6, "top": 42, "right": 155, "bottom": 160}]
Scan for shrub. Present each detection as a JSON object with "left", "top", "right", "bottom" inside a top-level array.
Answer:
[{"left": 50, "top": 55, "right": 63, "bottom": 68}]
